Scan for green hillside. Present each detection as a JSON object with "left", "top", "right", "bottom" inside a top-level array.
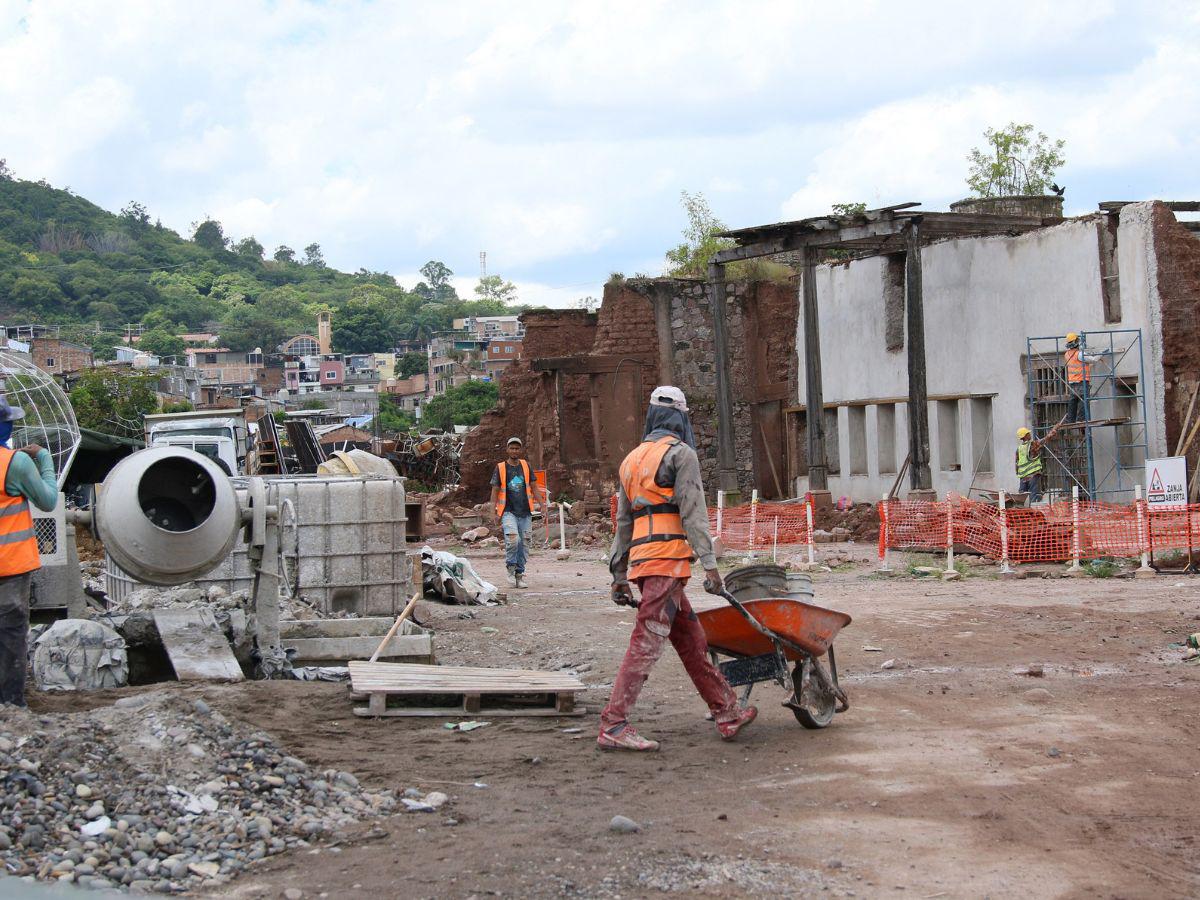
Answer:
[{"left": 0, "top": 163, "right": 520, "bottom": 356}]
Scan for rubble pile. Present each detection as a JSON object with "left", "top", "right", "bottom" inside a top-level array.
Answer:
[
  {"left": 816, "top": 502, "right": 880, "bottom": 542},
  {"left": 0, "top": 693, "right": 397, "bottom": 891}
]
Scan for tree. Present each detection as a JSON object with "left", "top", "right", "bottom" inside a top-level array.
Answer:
[
  {"left": 574, "top": 296, "right": 599, "bottom": 313},
  {"left": 664, "top": 190, "right": 733, "bottom": 278},
  {"left": 273, "top": 245, "right": 296, "bottom": 263},
  {"left": 233, "top": 235, "right": 264, "bottom": 261},
  {"left": 219, "top": 304, "right": 288, "bottom": 353},
  {"left": 831, "top": 202, "right": 867, "bottom": 216},
  {"left": 474, "top": 274, "right": 517, "bottom": 304},
  {"left": 120, "top": 201, "right": 151, "bottom": 235},
  {"left": 377, "top": 394, "right": 416, "bottom": 434},
  {"left": 192, "top": 219, "right": 228, "bottom": 252},
  {"left": 332, "top": 293, "right": 397, "bottom": 353},
  {"left": 396, "top": 351, "right": 427, "bottom": 378},
  {"left": 68, "top": 370, "right": 159, "bottom": 438},
  {"left": 138, "top": 327, "right": 186, "bottom": 359},
  {"left": 302, "top": 243, "right": 325, "bottom": 268},
  {"left": 161, "top": 400, "right": 194, "bottom": 414},
  {"left": 967, "top": 123, "right": 1066, "bottom": 198},
  {"left": 422, "top": 380, "right": 499, "bottom": 432}
]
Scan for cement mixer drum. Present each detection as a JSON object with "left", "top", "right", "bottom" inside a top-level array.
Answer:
[{"left": 97, "top": 447, "right": 241, "bottom": 585}]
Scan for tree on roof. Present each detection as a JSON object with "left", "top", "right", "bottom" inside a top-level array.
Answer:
[{"left": 967, "top": 123, "right": 1066, "bottom": 198}]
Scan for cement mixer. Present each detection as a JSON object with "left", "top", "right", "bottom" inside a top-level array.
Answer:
[{"left": 79, "top": 447, "right": 290, "bottom": 675}]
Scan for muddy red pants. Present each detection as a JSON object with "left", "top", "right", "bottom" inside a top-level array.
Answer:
[{"left": 600, "top": 575, "right": 739, "bottom": 732}]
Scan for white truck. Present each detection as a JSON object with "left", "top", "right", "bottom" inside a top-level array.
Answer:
[{"left": 143, "top": 410, "right": 249, "bottom": 476}]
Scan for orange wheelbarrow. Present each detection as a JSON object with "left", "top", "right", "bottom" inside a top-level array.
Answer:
[{"left": 697, "top": 584, "right": 851, "bottom": 728}]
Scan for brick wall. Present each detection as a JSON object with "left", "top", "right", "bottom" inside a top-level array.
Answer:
[
  {"left": 1153, "top": 203, "right": 1200, "bottom": 480},
  {"left": 30, "top": 338, "right": 93, "bottom": 375}
]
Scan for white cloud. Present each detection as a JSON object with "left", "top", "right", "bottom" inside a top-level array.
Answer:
[{"left": 0, "top": 0, "right": 1195, "bottom": 299}]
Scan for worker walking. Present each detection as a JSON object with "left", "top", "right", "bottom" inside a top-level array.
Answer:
[
  {"left": 601, "top": 386, "right": 756, "bottom": 752},
  {"left": 0, "top": 399, "right": 59, "bottom": 707},
  {"left": 1016, "top": 419, "right": 1063, "bottom": 504},
  {"left": 489, "top": 437, "right": 544, "bottom": 589},
  {"left": 1064, "top": 332, "right": 1103, "bottom": 424}
]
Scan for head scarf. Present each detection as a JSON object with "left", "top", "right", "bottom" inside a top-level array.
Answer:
[{"left": 643, "top": 402, "right": 696, "bottom": 449}]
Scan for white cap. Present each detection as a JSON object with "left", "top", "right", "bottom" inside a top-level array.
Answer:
[{"left": 649, "top": 385, "right": 688, "bottom": 412}]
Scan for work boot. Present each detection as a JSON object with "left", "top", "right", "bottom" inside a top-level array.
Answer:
[
  {"left": 597, "top": 724, "right": 660, "bottom": 752},
  {"left": 506, "top": 568, "right": 518, "bottom": 587},
  {"left": 515, "top": 573, "right": 528, "bottom": 589},
  {"left": 716, "top": 705, "right": 758, "bottom": 741}
]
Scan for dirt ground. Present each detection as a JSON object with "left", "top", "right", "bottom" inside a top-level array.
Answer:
[{"left": 32, "top": 543, "right": 1200, "bottom": 898}]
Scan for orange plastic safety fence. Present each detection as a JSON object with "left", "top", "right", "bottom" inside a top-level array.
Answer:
[
  {"left": 878, "top": 496, "right": 1200, "bottom": 563},
  {"left": 609, "top": 495, "right": 815, "bottom": 551}
]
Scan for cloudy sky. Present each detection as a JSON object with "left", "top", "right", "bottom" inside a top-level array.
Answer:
[{"left": 1, "top": 0, "right": 1197, "bottom": 306}]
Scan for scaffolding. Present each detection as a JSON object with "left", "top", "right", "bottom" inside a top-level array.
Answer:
[{"left": 1025, "top": 329, "right": 1148, "bottom": 501}]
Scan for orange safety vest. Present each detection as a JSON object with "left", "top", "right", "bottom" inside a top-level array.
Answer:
[
  {"left": 1065, "top": 347, "right": 1090, "bottom": 384},
  {"left": 0, "top": 448, "right": 41, "bottom": 577},
  {"left": 620, "top": 435, "right": 694, "bottom": 581},
  {"left": 494, "top": 458, "right": 537, "bottom": 518}
]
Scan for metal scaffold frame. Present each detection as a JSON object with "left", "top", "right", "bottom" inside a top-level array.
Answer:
[{"left": 1025, "top": 329, "right": 1148, "bottom": 502}]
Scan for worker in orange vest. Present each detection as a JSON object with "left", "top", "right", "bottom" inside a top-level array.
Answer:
[
  {"left": 1064, "top": 332, "right": 1103, "bottom": 424},
  {"left": 489, "top": 437, "right": 545, "bottom": 589},
  {"left": 0, "top": 399, "right": 59, "bottom": 706},
  {"left": 601, "top": 386, "right": 756, "bottom": 751}
]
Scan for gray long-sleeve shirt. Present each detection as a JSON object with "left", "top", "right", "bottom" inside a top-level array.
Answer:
[
  {"left": 4, "top": 447, "right": 58, "bottom": 512},
  {"left": 609, "top": 434, "right": 716, "bottom": 584}
]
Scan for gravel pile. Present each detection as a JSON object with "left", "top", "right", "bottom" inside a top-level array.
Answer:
[{"left": 0, "top": 692, "right": 396, "bottom": 892}]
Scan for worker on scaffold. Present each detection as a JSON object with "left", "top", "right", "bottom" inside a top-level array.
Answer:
[
  {"left": 1015, "top": 419, "right": 1063, "bottom": 504},
  {"left": 1064, "top": 332, "right": 1104, "bottom": 424}
]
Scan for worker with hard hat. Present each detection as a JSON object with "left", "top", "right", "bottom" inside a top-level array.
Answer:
[
  {"left": 1064, "top": 332, "right": 1103, "bottom": 424},
  {"left": 0, "top": 398, "right": 59, "bottom": 707},
  {"left": 1015, "top": 418, "right": 1063, "bottom": 503},
  {"left": 602, "top": 385, "right": 756, "bottom": 751},
  {"left": 489, "top": 436, "right": 545, "bottom": 590}
]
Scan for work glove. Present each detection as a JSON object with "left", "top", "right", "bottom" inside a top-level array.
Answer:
[
  {"left": 703, "top": 569, "right": 725, "bottom": 596},
  {"left": 611, "top": 581, "right": 635, "bottom": 607}
]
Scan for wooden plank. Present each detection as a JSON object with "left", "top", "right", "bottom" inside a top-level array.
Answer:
[
  {"left": 801, "top": 246, "right": 827, "bottom": 491},
  {"left": 463, "top": 693, "right": 481, "bottom": 713},
  {"left": 353, "top": 702, "right": 585, "bottom": 718},
  {"left": 905, "top": 220, "right": 932, "bottom": 492},
  {"left": 154, "top": 608, "right": 244, "bottom": 682},
  {"left": 280, "top": 617, "right": 429, "bottom": 639}
]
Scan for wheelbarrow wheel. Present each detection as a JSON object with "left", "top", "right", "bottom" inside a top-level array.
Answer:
[{"left": 789, "top": 658, "right": 836, "bottom": 729}]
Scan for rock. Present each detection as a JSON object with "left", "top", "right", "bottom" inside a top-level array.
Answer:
[
  {"left": 189, "top": 861, "right": 220, "bottom": 878},
  {"left": 1047, "top": 747, "right": 1062, "bottom": 758},
  {"left": 825, "top": 858, "right": 844, "bottom": 870},
  {"left": 75, "top": 784, "right": 94, "bottom": 799},
  {"left": 480, "top": 626, "right": 499, "bottom": 635},
  {"left": 880, "top": 659, "right": 896, "bottom": 670},
  {"left": 911, "top": 566, "right": 940, "bottom": 576},
  {"left": 555, "top": 549, "right": 571, "bottom": 560},
  {"left": 0, "top": 831, "right": 10, "bottom": 850},
  {"left": 941, "top": 570, "right": 962, "bottom": 581},
  {"left": 461, "top": 526, "right": 490, "bottom": 543},
  {"left": 478, "top": 537, "right": 501, "bottom": 548},
  {"left": 1016, "top": 664, "right": 1044, "bottom": 677},
  {"left": 153, "top": 831, "right": 174, "bottom": 848},
  {"left": 84, "top": 802, "right": 106, "bottom": 820},
  {"left": 1023, "top": 688, "right": 1054, "bottom": 704},
  {"left": 283, "top": 889, "right": 304, "bottom": 900},
  {"left": 114, "top": 695, "right": 151, "bottom": 709},
  {"left": 193, "top": 699, "right": 211, "bottom": 716},
  {"left": 609, "top": 815, "right": 641, "bottom": 834},
  {"left": 424, "top": 791, "right": 448, "bottom": 810},
  {"left": 334, "top": 771, "right": 359, "bottom": 789}
]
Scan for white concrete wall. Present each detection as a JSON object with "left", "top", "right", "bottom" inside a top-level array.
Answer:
[{"left": 796, "top": 204, "right": 1166, "bottom": 502}]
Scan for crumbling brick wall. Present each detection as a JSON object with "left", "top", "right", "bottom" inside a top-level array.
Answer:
[{"left": 1153, "top": 203, "right": 1200, "bottom": 481}]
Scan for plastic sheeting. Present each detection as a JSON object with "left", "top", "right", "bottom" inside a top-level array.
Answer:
[
  {"left": 419, "top": 545, "right": 499, "bottom": 605},
  {"left": 33, "top": 619, "right": 128, "bottom": 691}
]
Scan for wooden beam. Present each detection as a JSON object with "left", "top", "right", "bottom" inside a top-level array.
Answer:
[
  {"left": 532, "top": 353, "right": 655, "bottom": 374},
  {"left": 708, "top": 262, "right": 740, "bottom": 494},
  {"left": 801, "top": 246, "right": 827, "bottom": 491},
  {"left": 905, "top": 220, "right": 932, "bottom": 492}
]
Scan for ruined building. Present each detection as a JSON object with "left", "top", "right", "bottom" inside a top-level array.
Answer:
[{"left": 463, "top": 199, "right": 1200, "bottom": 505}]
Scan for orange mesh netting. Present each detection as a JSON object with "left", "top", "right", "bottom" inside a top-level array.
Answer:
[{"left": 610, "top": 495, "right": 814, "bottom": 551}]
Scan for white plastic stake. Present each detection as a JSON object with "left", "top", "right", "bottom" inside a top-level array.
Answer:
[
  {"left": 1070, "top": 485, "right": 1083, "bottom": 571},
  {"left": 772, "top": 517, "right": 779, "bottom": 563},
  {"left": 998, "top": 490, "right": 1013, "bottom": 575},
  {"left": 1135, "top": 484, "right": 1152, "bottom": 572},
  {"left": 806, "top": 499, "right": 816, "bottom": 566},
  {"left": 716, "top": 490, "right": 725, "bottom": 539},
  {"left": 557, "top": 502, "right": 568, "bottom": 551},
  {"left": 944, "top": 497, "right": 955, "bottom": 575},
  {"left": 749, "top": 489, "right": 759, "bottom": 558},
  {"left": 878, "top": 493, "right": 890, "bottom": 572}
]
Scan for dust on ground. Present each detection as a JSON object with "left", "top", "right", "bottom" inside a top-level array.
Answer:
[{"left": 28, "top": 542, "right": 1200, "bottom": 898}]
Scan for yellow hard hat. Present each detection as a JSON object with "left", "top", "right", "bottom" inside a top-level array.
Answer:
[
  {"left": 1065, "top": 332, "right": 1078, "bottom": 343},
  {"left": 1017, "top": 427, "right": 1031, "bottom": 439}
]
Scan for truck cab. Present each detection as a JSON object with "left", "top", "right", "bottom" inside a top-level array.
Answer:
[{"left": 143, "top": 410, "right": 248, "bottom": 476}]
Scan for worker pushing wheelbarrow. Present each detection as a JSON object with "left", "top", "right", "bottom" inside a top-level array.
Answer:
[{"left": 602, "top": 385, "right": 850, "bottom": 752}]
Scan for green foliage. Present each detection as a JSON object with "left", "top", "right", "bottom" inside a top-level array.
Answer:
[
  {"left": 474, "top": 274, "right": 517, "bottom": 304},
  {"left": 161, "top": 400, "right": 194, "bottom": 414},
  {"left": 192, "top": 219, "right": 228, "bottom": 252},
  {"left": 396, "top": 351, "right": 427, "bottom": 378},
  {"left": 664, "top": 191, "right": 734, "bottom": 278},
  {"left": 138, "top": 327, "right": 186, "bottom": 359},
  {"left": 967, "top": 123, "right": 1066, "bottom": 197},
  {"left": 422, "top": 380, "right": 499, "bottom": 432},
  {"left": 831, "top": 202, "right": 867, "bottom": 216},
  {"left": 68, "top": 370, "right": 159, "bottom": 438},
  {"left": 377, "top": 394, "right": 416, "bottom": 434},
  {"left": 220, "top": 304, "right": 288, "bottom": 353},
  {"left": 1084, "top": 558, "right": 1119, "bottom": 578}
]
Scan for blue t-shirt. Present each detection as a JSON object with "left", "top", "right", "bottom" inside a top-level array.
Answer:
[{"left": 491, "top": 461, "right": 531, "bottom": 517}]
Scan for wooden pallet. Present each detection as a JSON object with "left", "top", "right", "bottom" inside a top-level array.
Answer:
[{"left": 348, "top": 661, "right": 586, "bottom": 717}]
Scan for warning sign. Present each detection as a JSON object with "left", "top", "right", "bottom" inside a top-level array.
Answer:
[{"left": 1145, "top": 456, "right": 1188, "bottom": 507}]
